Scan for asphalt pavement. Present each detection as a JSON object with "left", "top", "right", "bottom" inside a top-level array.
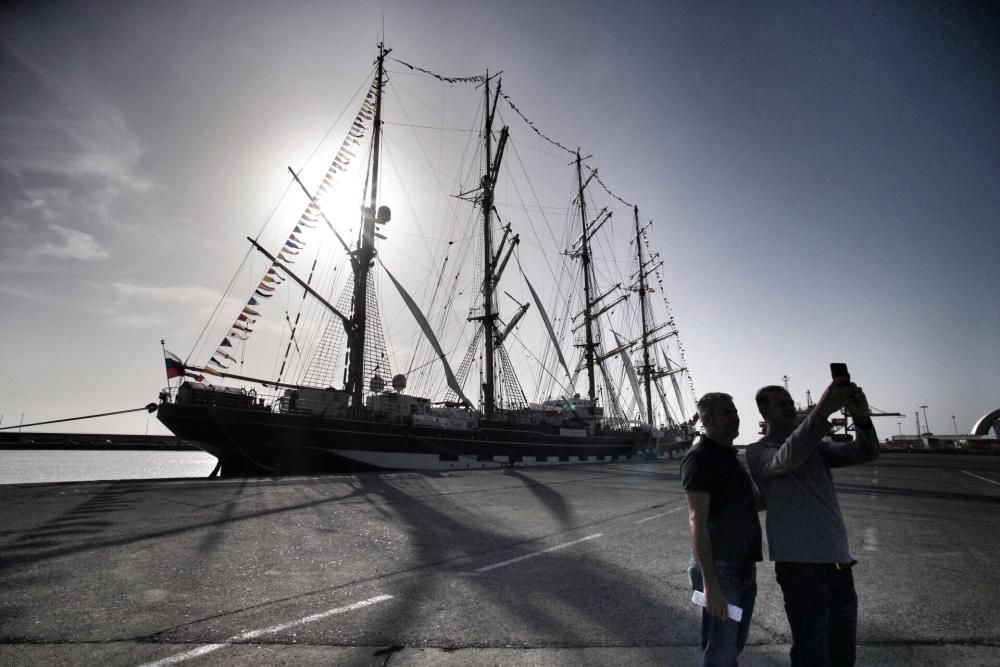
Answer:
[{"left": 1, "top": 453, "right": 999, "bottom": 665}]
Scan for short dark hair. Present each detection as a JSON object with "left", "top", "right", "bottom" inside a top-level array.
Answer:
[
  {"left": 697, "top": 392, "right": 733, "bottom": 421},
  {"left": 755, "top": 385, "right": 789, "bottom": 412}
]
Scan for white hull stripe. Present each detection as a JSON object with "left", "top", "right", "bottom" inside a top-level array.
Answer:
[{"left": 334, "top": 449, "right": 633, "bottom": 470}]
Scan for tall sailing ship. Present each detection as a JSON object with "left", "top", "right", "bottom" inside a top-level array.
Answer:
[{"left": 157, "top": 45, "right": 698, "bottom": 476}]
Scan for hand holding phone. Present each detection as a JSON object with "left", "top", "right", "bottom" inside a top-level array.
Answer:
[
  {"left": 816, "top": 363, "right": 852, "bottom": 418},
  {"left": 830, "top": 362, "right": 850, "bottom": 381},
  {"left": 830, "top": 362, "right": 870, "bottom": 419}
]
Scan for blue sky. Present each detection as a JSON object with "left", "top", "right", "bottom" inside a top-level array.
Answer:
[{"left": 1, "top": 1, "right": 997, "bottom": 439}]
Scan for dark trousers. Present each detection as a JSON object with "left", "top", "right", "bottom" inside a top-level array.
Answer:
[
  {"left": 775, "top": 562, "right": 858, "bottom": 667},
  {"left": 689, "top": 560, "right": 757, "bottom": 666}
]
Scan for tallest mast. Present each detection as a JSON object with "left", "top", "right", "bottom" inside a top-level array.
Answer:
[
  {"left": 481, "top": 73, "right": 497, "bottom": 418},
  {"left": 346, "top": 42, "right": 389, "bottom": 409},
  {"left": 476, "top": 72, "right": 507, "bottom": 418}
]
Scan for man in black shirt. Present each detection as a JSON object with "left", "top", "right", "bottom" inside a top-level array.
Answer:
[{"left": 681, "top": 392, "right": 763, "bottom": 666}]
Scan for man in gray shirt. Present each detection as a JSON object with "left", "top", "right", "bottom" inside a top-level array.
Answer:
[{"left": 747, "top": 379, "right": 878, "bottom": 667}]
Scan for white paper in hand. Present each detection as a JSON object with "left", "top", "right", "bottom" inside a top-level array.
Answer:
[{"left": 691, "top": 589, "right": 743, "bottom": 622}]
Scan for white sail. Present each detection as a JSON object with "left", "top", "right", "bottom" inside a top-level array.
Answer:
[
  {"left": 653, "top": 373, "right": 676, "bottom": 427},
  {"left": 662, "top": 350, "right": 687, "bottom": 423},
  {"left": 523, "top": 272, "right": 573, "bottom": 385},
  {"left": 613, "top": 331, "right": 647, "bottom": 424},
  {"left": 382, "top": 263, "right": 475, "bottom": 409}
]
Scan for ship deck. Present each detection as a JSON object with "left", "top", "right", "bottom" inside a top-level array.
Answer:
[{"left": 2, "top": 452, "right": 999, "bottom": 665}]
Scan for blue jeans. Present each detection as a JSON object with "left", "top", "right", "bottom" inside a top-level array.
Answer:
[
  {"left": 689, "top": 560, "right": 757, "bottom": 666},
  {"left": 775, "top": 562, "right": 858, "bottom": 667}
]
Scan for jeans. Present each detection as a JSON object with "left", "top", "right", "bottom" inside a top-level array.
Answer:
[
  {"left": 775, "top": 562, "right": 858, "bottom": 667},
  {"left": 689, "top": 560, "right": 757, "bottom": 667}
]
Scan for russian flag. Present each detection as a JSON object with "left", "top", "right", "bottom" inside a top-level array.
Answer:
[
  {"left": 164, "top": 350, "right": 184, "bottom": 379},
  {"left": 164, "top": 350, "right": 202, "bottom": 382}
]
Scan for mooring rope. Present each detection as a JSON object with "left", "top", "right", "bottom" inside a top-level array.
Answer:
[{"left": 0, "top": 404, "right": 158, "bottom": 431}]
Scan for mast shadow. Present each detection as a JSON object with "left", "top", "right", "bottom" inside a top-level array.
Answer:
[
  {"left": 339, "top": 470, "right": 703, "bottom": 650},
  {"left": 502, "top": 468, "right": 576, "bottom": 527},
  {"left": 196, "top": 478, "right": 249, "bottom": 555}
]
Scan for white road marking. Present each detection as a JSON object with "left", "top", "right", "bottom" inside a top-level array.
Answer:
[
  {"left": 475, "top": 533, "right": 604, "bottom": 572},
  {"left": 863, "top": 526, "right": 879, "bottom": 552},
  {"left": 635, "top": 504, "right": 686, "bottom": 524},
  {"left": 962, "top": 470, "right": 1000, "bottom": 486},
  {"left": 137, "top": 594, "right": 394, "bottom": 667},
  {"left": 140, "top": 644, "right": 226, "bottom": 666}
]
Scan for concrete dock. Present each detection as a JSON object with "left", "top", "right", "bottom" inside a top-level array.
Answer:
[{"left": 2, "top": 453, "right": 999, "bottom": 665}]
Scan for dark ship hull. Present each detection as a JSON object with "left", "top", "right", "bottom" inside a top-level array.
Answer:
[{"left": 157, "top": 391, "right": 659, "bottom": 477}]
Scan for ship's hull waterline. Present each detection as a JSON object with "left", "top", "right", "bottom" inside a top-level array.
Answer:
[{"left": 157, "top": 402, "right": 667, "bottom": 477}]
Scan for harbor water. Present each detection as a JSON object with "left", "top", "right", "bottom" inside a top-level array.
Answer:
[{"left": 0, "top": 449, "right": 218, "bottom": 485}]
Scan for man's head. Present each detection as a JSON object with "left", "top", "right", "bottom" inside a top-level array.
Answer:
[
  {"left": 756, "top": 385, "right": 797, "bottom": 432},
  {"left": 697, "top": 392, "right": 739, "bottom": 445}
]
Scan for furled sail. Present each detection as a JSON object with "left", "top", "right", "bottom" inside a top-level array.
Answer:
[{"left": 382, "top": 262, "right": 475, "bottom": 409}]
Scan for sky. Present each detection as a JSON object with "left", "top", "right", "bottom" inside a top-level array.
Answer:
[{"left": 1, "top": 1, "right": 997, "bottom": 441}]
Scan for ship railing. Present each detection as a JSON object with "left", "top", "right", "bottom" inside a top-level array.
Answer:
[{"left": 162, "top": 382, "right": 281, "bottom": 413}]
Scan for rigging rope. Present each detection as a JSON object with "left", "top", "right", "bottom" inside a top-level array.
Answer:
[
  {"left": 389, "top": 57, "right": 633, "bottom": 211},
  {"left": 499, "top": 93, "right": 634, "bottom": 208},
  {"left": 383, "top": 64, "right": 641, "bottom": 407}
]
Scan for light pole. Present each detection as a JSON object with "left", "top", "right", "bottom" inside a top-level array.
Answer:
[
  {"left": 952, "top": 415, "right": 958, "bottom": 435},
  {"left": 897, "top": 421, "right": 903, "bottom": 436},
  {"left": 919, "top": 405, "right": 930, "bottom": 434}
]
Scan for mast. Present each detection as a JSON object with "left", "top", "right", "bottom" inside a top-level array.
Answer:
[
  {"left": 470, "top": 72, "right": 507, "bottom": 418},
  {"left": 346, "top": 42, "right": 389, "bottom": 408},
  {"left": 635, "top": 206, "right": 654, "bottom": 425},
  {"left": 575, "top": 151, "right": 598, "bottom": 400},
  {"left": 482, "top": 73, "right": 497, "bottom": 417}
]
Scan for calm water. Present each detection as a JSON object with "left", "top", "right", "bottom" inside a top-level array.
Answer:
[{"left": 0, "top": 450, "right": 218, "bottom": 485}]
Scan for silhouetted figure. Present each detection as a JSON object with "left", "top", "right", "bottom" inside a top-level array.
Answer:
[
  {"left": 682, "top": 392, "right": 762, "bottom": 666},
  {"left": 747, "top": 379, "right": 878, "bottom": 667}
]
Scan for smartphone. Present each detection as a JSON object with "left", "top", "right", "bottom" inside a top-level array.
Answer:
[{"left": 830, "top": 362, "right": 850, "bottom": 381}]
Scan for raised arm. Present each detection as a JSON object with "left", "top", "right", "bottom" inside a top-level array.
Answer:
[
  {"left": 747, "top": 379, "right": 854, "bottom": 478},
  {"left": 747, "top": 411, "right": 833, "bottom": 477},
  {"left": 820, "top": 386, "right": 880, "bottom": 467}
]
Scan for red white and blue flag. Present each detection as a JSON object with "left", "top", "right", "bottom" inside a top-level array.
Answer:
[
  {"left": 164, "top": 350, "right": 184, "bottom": 379},
  {"left": 164, "top": 349, "right": 203, "bottom": 382}
]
